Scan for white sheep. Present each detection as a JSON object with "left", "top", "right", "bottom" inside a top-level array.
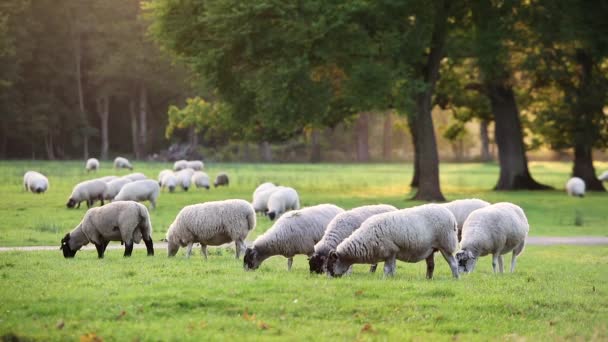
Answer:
[
  {"left": 60, "top": 201, "right": 154, "bottom": 258},
  {"left": 114, "top": 179, "right": 160, "bottom": 209},
  {"left": 66, "top": 179, "right": 107, "bottom": 209},
  {"left": 214, "top": 172, "right": 229, "bottom": 188},
  {"left": 175, "top": 168, "right": 195, "bottom": 191},
  {"left": 23, "top": 171, "right": 49, "bottom": 194},
  {"left": 456, "top": 202, "right": 529, "bottom": 274},
  {"left": 186, "top": 160, "right": 204, "bottom": 170},
  {"left": 441, "top": 198, "right": 491, "bottom": 241},
  {"left": 191, "top": 171, "right": 210, "bottom": 190},
  {"left": 161, "top": 172, "right": 178, "bottom": 192},
  {"left": 252, "top": 183, "right": 278, "bottom": 214},
  {"left": 599, "top": 171, "right": 608, "bottom": 182},
  {"left": 85, "top": 158, "right": 99, "bottom": 173},
  {"left": 173, "top": 160, "right": 188, "bottom": 171},
  {"left": 326, "top": 204, "right": 460, "bottom": 279},
  {"left": 158, "top": 169, "right": 173, "bottom": 185},
  {"left": 267, "top": 186, "right": 300, "bottom": 220},
  {"left": 566, "top": 177, "right": 586, "bottom": 197},
  {"left": 103, "top": 177, "right": 132, "bottom": 201},
  {"left": 113, "top": 156, "right": 133, "bottom": 170},
  {"left": 123, "top": 173, "right": 147, "bottom": 182},
  {"left": 244, "top": 204, "right": 344, "bottom": 271},
  {"left": 309, "top": 204, "right": 397, "bottom": 274},
  {"left": 166, "top": 199, "right": 256, "bottom": 259},
  {"left": 254, "top": 182, "right": 276, "bottom": 194},
  {"left": 97, "top": 175, "right": 119, "bottom": 183}
]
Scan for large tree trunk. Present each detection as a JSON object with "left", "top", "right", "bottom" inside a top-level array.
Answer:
[
  {"left": 407, "top": 115, "right": 420, "bottom": 187},
  {"left": 138, "top": 85, "right": 148, "bottom": 158},
  {"left": 310, "top": 128, "right": 321, "bottom": 163},
  {"left": 0, "top": 121, "right": 7, "bottom": 158},
  {"left": 96, "top": 96, "right": 110, "bottom": 160},
  {"left": 71, "top": 28, "right": 88, "bottom": 160},
  {"left": 573, "top": 144, "right": 605, "bottom": 191},
  {"left": 260, "top": 141, "right": 272, "bottom": 162},
  {"left": 383, "top": 111, "right": 393, "bottom": 161},
  {"left": 479, "top": 119, "right": 492, "bottom": 162},
  {"left": 487, "top": 83, "right": 551, "bottom": 190},
  {"left": 355, "top": 112, "right": 370, "bottom": 162},
  {"left": 129, "top": 99, "right": 140, "bottom": 158},
  {"left": 44, "top": 134, "right": 55, "bottom": 160},
  {"left": 188, "top": 126, "right": 199, "bottom": 147}
]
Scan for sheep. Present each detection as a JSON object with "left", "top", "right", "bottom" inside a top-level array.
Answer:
[
  {"left": 254, "top": 182, "right": 276, "bottom": 195},
  {"left": 85, "top": 158, "right": 99, "bottom": 173},
  {"left": 186, "top": 160, "right": 204, "bottom": 170},
  {"left": 599, "top": 171, "right": 608, "bottom": 182},
  {"left": 166, "top": 199, "right": 256, "bottom": 259},
  {"left": 309, "top": 204, "right": 397, "bottom": 274},
  {"left": 244, "top": 204, "right": 344, "bottom": 271},
  {"left": 175, "top": 168, "right": 195, "bottom": 191},
  {"left": 97, "top": 175, "right": 119, "bottom": 183},
  {"left": 214, "top": 172, "right": 229, "bottom": 188},
  {"left": 103, "top": 177, "right": 133, "bottom": 201},
  {"left": 326, "top": 204, "right": 460, "bottom": 279},
  {"left": 566, "top": 177, "right": 586, "bottom": 197},
  {"left": 114, "top": 156, "right": 133, "bottom": 170},
  {"left": 161, "top": 172, "right": 178, "bottom": 192},
  {"left": 251, "top": 183, "right": 278, "bottom": 214},
  {"left": 173, "top": 160, "right": 188, "bottom": 171},
  {"left": 456, "top": 202, "right": 529, "bottom": 274},
  {"left": 23, "top": 171, "right": 49, "bottom": 194},
  {"left": 158, "top": 169, "right": 173, "bottom": 185},
  {"left": 124, "top": 172, "right": 147, "bottom": 182},
  {"left": 266, "top": 186, "right": 300, "bottom": 220},
  {"left": 441, "top": 198, "right": 491, "bottom": 241},
  {"left": 66, "top": 179, "right": 107, "bottom": 209},
  {"left": 114, "top": 180, "right": 160, "bottom": 209},
  {"left": 191, "top": 171, "right": 210, "bottom": 190},
  {"left": 60, "top": 201, "right": 154, "bottom": 258}
]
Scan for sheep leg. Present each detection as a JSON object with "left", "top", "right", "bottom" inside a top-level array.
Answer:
[
  {"left": 185, "top": 242, "right": 194, "bottom": 258},
  {"left": 439, "top": 250, "right": 460, "bottom": 279},
  {"left": 511, "top": 242, "right": 525, "bottom": 273},
  {"left": 86, "top": 199, "right": 92, "bottom": 209},
  {"left": 143, "top": 236, "right": 154, "bottom": 256},
  {"left": 124, "top": 241, "right": 134, "bottom": 257},
  {"left": 150, "top": 199, "right": 156, "bottom": 210},
  {"left": 94, "top": 243, "right": 105, "bottom": 259},
  {"left": 383, "top": 255, "right": 397, "bottom": 277},
  {"left": 100, "top": 197, "right": 104, "bottom": 206},
  {"left": 498, "top": 255, "right": 504, "bottom": 273},
  {"left": 425, "top": 253, "right": 435, "bottom": 279},
  {"left": 287, "top": 257, "right": 293, "bottom": 271},
  {"left": 492, "top": 254, "right": 499, "bottom": 273},
  {"left": 201, "top": 245, "right": 208, "bottom": 261},
  {"left": 234, "top": 240, "right": 244, "bottom": 259},
  {"left": 369, "top": 264, "right": 378, "bottom": 273},
  {"left": 76, "top": 201, "right": 81, "bottom": 209}
]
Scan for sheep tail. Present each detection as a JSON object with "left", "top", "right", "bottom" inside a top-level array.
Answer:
[
  {"left": 138, "top": 205, "right": 153, "bottom": 240},
  {"left": 246, "top": 210, "right": 256, "bottom": 231}
]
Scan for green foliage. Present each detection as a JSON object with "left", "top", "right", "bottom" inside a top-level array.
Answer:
[{"left": 165, "top": 97, "right": 232, "bottom": 142}]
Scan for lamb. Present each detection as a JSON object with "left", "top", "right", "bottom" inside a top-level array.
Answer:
[
  {"left": 114, "top": 179, "right": 160, "bottom": 209},
  {"left": 244, "top": 204, "right": 344, "bottom": 271},
  {"left": 102, "top": 177, "right": 132, "bottom": 201},
  {"left": 166, "top": 199, "right": 256, "bottom": 259},
  {"left": 161, "top": 172, "right": 178, "bottom": 192},
  {"left": 66, "top": 179, "right": 107, "bottom": 209},
  {"left": 266, "top": 186, "right": 300, "bottom": 220},
  {"left": 214, "top": 172, "right": 229, "bottom": 188},
  {"left": 176, "top": 168, "right": 195, "bottom": 191},
  {"left": 113, "top": 156, "right": 133, "bottom": 170},
  {"left": 186, "top": 160, "right": 204, "bottom": 170},
  {"left": 23, "top": 171, "right": 49, "bottom": 194},
  {"left": 97, "top": 175, "right": 119, "bottom": 183},
  {"left": 326, "top": 204, "right": 460, "bottom": 279},
  {"left": 60, "top": 201, "right": 154, "bottom": 258},
  {"left": 599, "top": 171, "right": 608, "bottom": 182},
  {"left": 566, "top": 177, "right": 586, "bottom": 197},
  {"left": 309, "top": 204, "right": 397, "bottom": 274},
  {"left": 85, "top": 158, "right": 99, "bottom": 173},
  {"left": 124, "top": 172, "right": 147, "bottom": 182},
  {"left": 456, "top": 202, "right": 529, "bottom": 274},
  {"left": 173, "top": 160, "right": 188, "bottom": 171},
  {"left": 441, "top": 198, "right": 491, "bottom": 241},
  {"left": 252, "top": 183, "right": 278, "bottom": 214},
  {"left": 191, "top": 171, "right": 210, "bottom": 190}
]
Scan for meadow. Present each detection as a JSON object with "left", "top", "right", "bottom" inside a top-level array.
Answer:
[{"left": 1, "top": 160, "right": 607, "bottom": 340}]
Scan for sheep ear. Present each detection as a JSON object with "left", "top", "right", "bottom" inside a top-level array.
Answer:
[{"left": 328, "top": 250, "right": 338, "bottom": 261}]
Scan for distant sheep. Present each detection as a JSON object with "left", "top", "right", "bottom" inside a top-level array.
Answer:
[
  {"left": 166, "top": 199, "right": 256, "bottom": 259},
  {"left": 103, "top": 177, "right": 132, "bottom": 201},
  {"left": 85, "top": 158, "right": 99, "bottom": 173},
  {"left": 192, "top": 171, "right": 210, "bottom": 190},
  {"left": 124, "top": 172, "right": 147, "bottom": 182},
  {"left": 214, "top": 172, "right": 229, "bottom": 188},
  {"left": 186, "top": 160, "right": 204, "bottom": 171},
  {"left": 23, "top": 171, "right": 49, "bottom": 194},
  {"left": 176, "top": 168, "right": 195, "bottom": 191},
  {"left": 566, "top": 177, "right": 585, "bottom": 197},
  {"left": 113, "top": 157, "right": 133, "bottom": 170},
  {"left": 60, "top": 201, "right": 154, "bottom": 258},
  {"left": 173, "top": 160, "right": 188, "bottom": 171},
  {"left": 66, "top": 179, "right": 107, "bottom": 209},
  {"left": 309, "top": 204, "right": 397, "bottom": 274},
  {"left": 599, "top": 171, "right": 608, "bottom": 182},
  {"left": 244, "top": 204, "right": 344, "bottom": 271},
  {"left": 97, "top": 176, "right": 119, "bottom": 183},
  {"left": 252, "top": 183, "right": 279, "bottom": 214},
  {"left": 456, "top": 202, "right": 529, "bottom": 274},
  {"left": 158, "top": 169, "right": 173, "bottom": 185},
  {"left": 326, "top": 204, "right": 460, "bottom": 279},
  {"left": 267, "top": 187, "right": 300, "bottom": 220},
  {"left": 441, "top": 198, "right": 491, "bottom": 241},
  {"left": 161, "top": 172, "right": 178, "bottom": 192},
  {"left": 114, "top": 179, "right": 160, "bottom": 209}
]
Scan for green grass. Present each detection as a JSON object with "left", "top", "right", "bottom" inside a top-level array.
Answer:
[
  {"left": 0, "top": 246, "right": 606, "bottom": 341},
  {"left": 1, "top": 160, "right": 607, "bottom": 246}
]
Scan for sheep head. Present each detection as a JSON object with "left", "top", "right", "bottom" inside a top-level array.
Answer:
[
  {"left": 326, "top": 251, "right": 348, "bottom": 278},
  {"left": 66, "top": 198, "right": 77, "bottom": 208},
  {"left": 60, "top": 233, "right": 77, "bottom": 258},
  {"left": 308, "top": 253, "right": 327, "bottom": 274},
  {"left": 456, "top": 249, "right": 477, "bottom": 274},
  {"left": 243, "top": 248, "right": 261, "bottom": 270}
]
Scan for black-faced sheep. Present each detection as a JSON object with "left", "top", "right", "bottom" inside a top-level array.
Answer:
[
  {"left": 66, "top": 179, "right": 107, "bottom": 209},
  {"left": 23, "top": 171, "right": 49, "bottom": 194},
  {"left": 114, "top": 179, "right": 160, "bottom": 209},
  {"left": 85, "top": 158, "right": 99, "bottom": 173}
]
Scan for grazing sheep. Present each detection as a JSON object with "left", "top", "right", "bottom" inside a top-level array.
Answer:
[
  {"left": 267, "top": 187, "right": 300, "bottom": 220},
  {"left": 23, "top": 171, "right": 49, "bottom": 194},
  {"left": 166, "top": 199, "right": 256, "bottom": 259},
  {"left": 566, "top": 177, "right": 586, "bottom": 197},
  {"left": 252, "top": 183, "right": 278, "bottom": 214},
  {"left": 186, "top": 160, "right": 204, "bottom": 170},
  {"left": 103, "top": 177, "right": 132, "bottom": 201},
  {"left": 97, "top": 175, "right": 119, "bottom": 183},
  {"left": 191, "top": 171, "right": 210, "bottom": 190},
  {"left": 85, "top": 158, "right": 100, "bottom": 173},
  {"left": 173, "top": 160, "right": 188, "bottom": 171},
  {"left": 326, "top": 204, "right": 460, "bottom": 279},
  {"left": 309, "top": 204, "right": 397, "bottom": 274},
  {"left": 441, "top": 199, "right": 491, "bottom": 241},
  {"left": 214, "top": 172, "right": 229, "bottom": 188},
  {"left": 161, "top": 172, "right": 178, "bottom": 192},
  {"left": 176, "top": 168, "right": 195, "bottom": 191},
  {"left": 113, "top": 156, "right": 133, "bottom": 170},
  {"left": 456, "top": 202, "right": 529, "bottom": 274},
  {"left": 158, "top": 169, "right": 173, "bottom": 185},
  {"left": 124, "top": 172, "right": 147, "bottom": 182},
  {"left": 244, "top": 204, "right": 344, "bottom": 271},
  {"left": 60, "top": 201, "right": 154, "bottom": 258},
  {"left": 254, "top": 182, "right": 276, "bottom": 195},
  {"left": 66, "top": 179, "right": 107, "bottom": 209},
  {"left": 114, "top": 179, "right": 160, "bottom": 209},
  {"left": 599, "top": 171, "right": 608, "bottom": 182}
]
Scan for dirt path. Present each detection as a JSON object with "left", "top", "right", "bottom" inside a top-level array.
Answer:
[{"left": 0, "top": 236, "right": 607, "bottom": 252}]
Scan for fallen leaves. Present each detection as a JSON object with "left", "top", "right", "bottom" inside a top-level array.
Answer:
[
  {"left": 243, "top": 308, "right": 271, "bottom": 330},
  {"left": 80, "top": 333, "right": 103, "bottom": 342},
  {"left": 56, "top": 320, "right": 64, "bottom": 330}
]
